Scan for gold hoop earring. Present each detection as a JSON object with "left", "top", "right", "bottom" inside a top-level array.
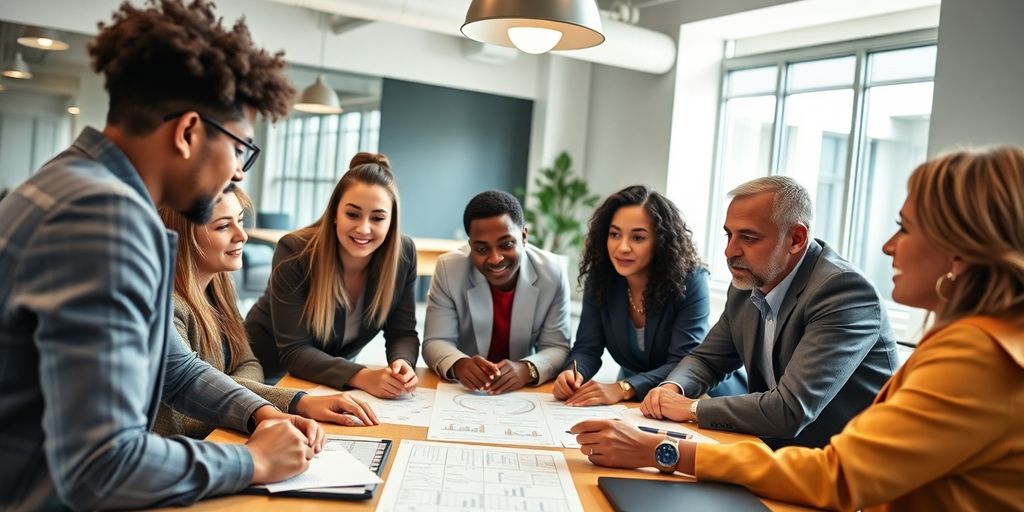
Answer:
[{"left": 934, "top": 271, "right": 957, "bottom": 302}]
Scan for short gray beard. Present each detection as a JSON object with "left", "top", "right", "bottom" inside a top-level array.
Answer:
[{"left": 729, "top": 238, "right": 788, "bottom": 291}]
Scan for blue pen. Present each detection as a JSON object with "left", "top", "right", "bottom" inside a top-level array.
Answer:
[
  {"left": 637, "top": 425, "right": 691, "bottom": 439},
  {"left": 564, "top": 426, "right": 691, "bottom": 440}
]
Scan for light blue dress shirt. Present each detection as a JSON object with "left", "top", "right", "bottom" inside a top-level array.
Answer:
[{"left": 748, "top": 248, "right": 809, "bottom": 388}]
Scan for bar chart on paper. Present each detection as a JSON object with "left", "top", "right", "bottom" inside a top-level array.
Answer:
[
  {"left": 375, "top": 440, "right": 584, "bottom": 512},
  {"left": 427, "top": 383, "right": 559, "bottom": 447}
]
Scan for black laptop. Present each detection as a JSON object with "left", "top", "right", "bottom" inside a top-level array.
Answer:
[{"left": 599, "top": 476, "right": 770, "bottom": 511}]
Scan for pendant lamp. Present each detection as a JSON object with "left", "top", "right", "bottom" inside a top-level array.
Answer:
[
  {"left": 462, "top": 0, "right": 604, "bottom": 55},
  {"left": 17, "top": 27, "right": 70, "bottom": 51},
  {"left": 3, "top": 51, "right": 32, "bottom": 80},
  {"left": 295, "top": 15, "right": 343, "bottom": 114}
]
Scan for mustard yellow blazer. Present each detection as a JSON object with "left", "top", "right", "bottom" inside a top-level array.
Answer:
[{"left": 695, "top": 316, "right": 1024, "bottom": 511}]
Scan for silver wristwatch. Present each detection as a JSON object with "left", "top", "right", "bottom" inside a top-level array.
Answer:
[{"left": 689, "top": 399, "right": 700, "bottom": 421}]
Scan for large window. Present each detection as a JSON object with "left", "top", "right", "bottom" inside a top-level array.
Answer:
[
  {"left": 709, "top": 34, "right": 936, "bottom": 306},
  {"left": 260, "top": 108, "right": 381, "bottom": 228}
]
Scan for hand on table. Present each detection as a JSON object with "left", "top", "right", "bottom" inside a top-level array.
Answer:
[
  {"left": 452, "top": 355, "right": 501, "bottom": 391},
  {"left": 294, "top": 392, "right": 379, "bottom": 426},
  {"left": 552, "top": 369, "right": 583, "bottom": 401},
  {"left": 640, "top": 384, "right": 695, "bottom": 422},
  {"left": 350, "top": 361, "right": 416, "bottom": 399},
  {"left": 246, "top": 405, "right": 325, "bottom": 484},
  {"left": 569, "top": 418, "right": 661, "bottom": 469},
  {"left": 565, "top": 380, "right": 625, "bottom": 407},
  {"left": 488, "top": 360, "right": 532, "bottom": 394}
]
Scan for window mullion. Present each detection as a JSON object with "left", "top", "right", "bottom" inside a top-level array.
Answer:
[
  {"left": 768, "top": 60, "right": 787, "bottom": 176},
  {"left": 838, "top": 48, "right": 869, "bottom": 256}
]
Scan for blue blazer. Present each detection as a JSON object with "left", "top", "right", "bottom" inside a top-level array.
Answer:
[{"left": 566, "top": 270, "right": 712, "bottom": 399}]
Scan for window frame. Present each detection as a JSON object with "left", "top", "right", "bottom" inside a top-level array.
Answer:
[
  {"left": 260, "top": 103, "right": 382, "bottom": 228},
  {"left": 705, "top": 29, "right": 937, "bottom": 342}
]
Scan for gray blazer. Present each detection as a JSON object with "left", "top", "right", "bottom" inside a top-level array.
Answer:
[
  {"left": 422, "top": 244, "right": 571, "bottom": 383},
  {"left": 155, "top": 296, "right": 303, "bottom": 439},
  {"left": 0, "top": 128, "right": 269, "bottom": 511},
  {"left": 245, "top": 232, "right": 420, "bottom": 390},
  {"left": 666, "top": 239, "right": 898, "bottom": 448}
]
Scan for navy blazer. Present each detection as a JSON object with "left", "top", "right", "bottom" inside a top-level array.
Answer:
[{"left": 566, "top": 270, "right": 711, "bottom": 399}]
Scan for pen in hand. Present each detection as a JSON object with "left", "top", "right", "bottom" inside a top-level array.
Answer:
[{"left": 572, "top": 359, "right": 582, "bottom": 388}]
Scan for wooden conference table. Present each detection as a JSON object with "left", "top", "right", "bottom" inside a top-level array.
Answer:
[
  {"left": 246, "top": 228, "right": 464, "bottom": 278},
  {"left": 167, "top": 369, "right": 811, "bottom": 511}
]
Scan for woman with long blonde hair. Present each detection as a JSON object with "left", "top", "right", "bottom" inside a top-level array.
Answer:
[
  {"left": 246, "top": 152, "right": 419, "bottom": 398},
  {"left": 155, "top": 188, "right": 378, "bottom": 439},
  {"left": 572, "top": 146, "right": 1024, "bottom": 511}
]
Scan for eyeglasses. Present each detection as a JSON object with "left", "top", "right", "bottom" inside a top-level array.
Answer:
[{"left": 162, "top": 111, "right": 261, "bottom": 172}]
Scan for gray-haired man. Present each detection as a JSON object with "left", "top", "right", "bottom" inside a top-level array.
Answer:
[{"left": 642, "top": 176, "right": 898, "bottom": 448}]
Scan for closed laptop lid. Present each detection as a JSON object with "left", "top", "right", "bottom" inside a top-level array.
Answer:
[{"left": 598, "top": 476, "right": 770, "bottom": 512}]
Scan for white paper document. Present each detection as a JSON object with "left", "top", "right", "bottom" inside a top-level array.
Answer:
[
  {"left": 428, "top": 383, "right": 560, "bottom": 447},
  {"left": 376, "top": 440, "right": 584, "bottom": 512},
  {"left": 264, "top": 439, "right": 383, "bottom": 493},
  {"left": 539, "top": 398, "right": 624, "bottom": 448},
  {"left": 617, "top": 407, "right": 719, "bottom": 444},
  {"left": 308, "top": 385, "right": 436, "bottom": 427}
]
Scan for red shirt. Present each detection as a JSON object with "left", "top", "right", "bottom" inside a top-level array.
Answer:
[{"left": 486, "top": 285, "right": 515, "bottom": 363}]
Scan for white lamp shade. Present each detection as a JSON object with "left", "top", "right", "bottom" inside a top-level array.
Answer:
[
  {"left": 17, "top": 27, "right": 70, "bottom": 51},
  {"left": 3, "top": 52, "right": 33, "bottom": 80},
  {"left": 294, "top": 74, "right": 343, "bottom": 114},
  {"left": 462, "top": 0, "right": 604, "bottom": 52}
]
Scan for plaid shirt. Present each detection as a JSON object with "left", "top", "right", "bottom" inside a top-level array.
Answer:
[{"left": 0, "top": 128, "right": 270, "bottom": 511}]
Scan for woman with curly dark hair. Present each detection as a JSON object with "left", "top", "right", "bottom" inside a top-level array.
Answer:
[{"left": 554, "top": 185, "right": 741, "bottom": 405}]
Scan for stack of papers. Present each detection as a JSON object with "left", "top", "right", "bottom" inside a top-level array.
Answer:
[{"left": 264, "top": 441, "right": 382, "bottom": 493}]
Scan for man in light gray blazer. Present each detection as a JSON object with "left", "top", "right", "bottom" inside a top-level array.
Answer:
[
  {"left": 423, "top": 191, "right": 571, "bottom": 393},
  {"left": 642, "top": 176, "right": 898, "bottom": 448}
]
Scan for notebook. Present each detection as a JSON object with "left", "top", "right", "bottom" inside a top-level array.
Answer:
[
  {"left": 245, "top": 435, "right": 392, "bottom": 500},
  {"left": 598, "top": 476, "right": 770, "bottom": 512}
]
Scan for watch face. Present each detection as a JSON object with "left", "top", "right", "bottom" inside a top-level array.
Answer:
[{"left": 655, "top": 442, "right": 679, "bottom": 468}]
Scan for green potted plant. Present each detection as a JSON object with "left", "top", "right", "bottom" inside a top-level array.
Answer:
[{"left": 516, "top": 151, "right": 600, "bottom": 256}]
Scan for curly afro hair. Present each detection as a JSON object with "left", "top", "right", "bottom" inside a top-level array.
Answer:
[
  {"left": 89, "top": 0, "right": 295, "bottom": 134},
  {"left": 578, "top": 185, "right": 704, "bottom": 311}
]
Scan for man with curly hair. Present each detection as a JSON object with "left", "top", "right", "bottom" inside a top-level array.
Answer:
[{"left": 0, "top": 1, "right": 323, "bottom": 510}]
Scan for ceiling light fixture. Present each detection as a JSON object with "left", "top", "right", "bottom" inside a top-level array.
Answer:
[
  {"left": 462, "top": 0, "right": 605, "bottom": 55},
  {"left": 294, "top": 14, "right": 343, "bottom": 115},
  {"left": 3, "top": 52, "right": 33, "bottom": 80},
  {"left": 17, "top": 27, "right": 70, "bottom": 51}
]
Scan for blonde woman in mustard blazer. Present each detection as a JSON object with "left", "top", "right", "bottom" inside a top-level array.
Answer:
[{"left": 572, "top": 147, "right": 1024, "bottom": 511}]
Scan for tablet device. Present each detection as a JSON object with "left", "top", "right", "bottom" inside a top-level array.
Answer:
[
  {"left": 244, "top": 435, "right": 392, "bottom": 500},
  {"left": 598, "top": 476, "right": 770, "bottom": 511}
]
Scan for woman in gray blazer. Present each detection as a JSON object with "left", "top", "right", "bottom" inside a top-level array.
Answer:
[
  {"left": 245, "top": 153, "right": 420, "bottom": 398},
  {"left": 155, "top": 188, "right": 377, "bottom": 439},
  {"left": 554, "top": 185, "right": 744, "bottom": 405}
]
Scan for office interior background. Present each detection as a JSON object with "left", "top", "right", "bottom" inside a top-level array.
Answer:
[{"left": 1, "top": 0, "right": 1022, "bottom": 373}]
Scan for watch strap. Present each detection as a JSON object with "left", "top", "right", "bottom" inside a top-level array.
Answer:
[{"left": 524, "top": 360, "right": 539, "bottom": 385}]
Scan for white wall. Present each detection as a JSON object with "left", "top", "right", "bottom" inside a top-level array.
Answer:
[
  {"left": 927, "top": 0, "right": 1024, "bottom": 153},
  {"left": 582, "top": 0, "right": 797, "bottom": 204},
  {"left": 2, "top": 0, "right": 541, "bottom": 100},
  {"left": 2, "top": 0, "right": 586, "bottom": 209}
]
